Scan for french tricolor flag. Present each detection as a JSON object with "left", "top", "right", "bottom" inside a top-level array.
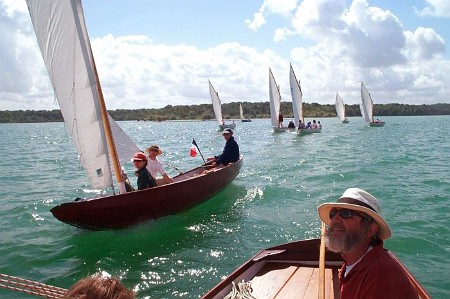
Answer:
[{"left": 190, "top": 139, "right": 198, "bottom": 157}]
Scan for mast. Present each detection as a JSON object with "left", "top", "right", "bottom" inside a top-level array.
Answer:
[{"left": 92, "top": 54, "right": 126, "bottom": 194}]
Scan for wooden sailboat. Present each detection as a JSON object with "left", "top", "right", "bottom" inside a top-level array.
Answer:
[
  {"left": 289, "top": 64, "right": 322, "bottom": 135},
  {"left": 360, "top": 82, "right": 385, "bottom": 127},
  {"left": 209, "top": 81, "right": 236, "bottom": 130},
  {"left": 240, "top": 103, "right": 252, "bottom": 122},
  {"left": 27, "top": 0, "right": 243, "bottom": 230},
  {"left": 201, "top": 238, "right": 431, "bottom": 299},
  {"left": 269, "top": 68, "right": 289, "bottom": 132},
  {"left": 335, "top": 92, "right": 349, "bottom": 123}
]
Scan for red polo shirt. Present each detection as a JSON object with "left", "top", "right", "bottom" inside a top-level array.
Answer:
[{"left": 339, "top": 243, "right": 419, "bottom": 299}]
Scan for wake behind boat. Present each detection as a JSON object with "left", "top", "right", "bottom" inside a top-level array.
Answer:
[
  {"left": 27, "top": 0, "right": 242, "bottom": 230},
  {"left": 201, "top": 238, "right": 430, "bottom": 299},
  {"left": 360, "top": 82, "right": 385, "bottom": 127},
  {"left": 209, "top": 81, "right": 236, "bottom": 130}
]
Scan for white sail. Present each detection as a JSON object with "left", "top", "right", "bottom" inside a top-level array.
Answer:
[
  {"left": 239, "top": 103, "right": 244, "bottom": 120},
  {"left": 209, "top": 81, "right": 223, "bottom": 125},
  {"left": 335, "top": 92, "right": 346, "bottom": 122},
  {"left": 27, "top": 0, "right": 139, "bottom": 190},
  {"left": 269, "top": 68, "right": 282, "bottom": 128},
  {"left": 289, "top": 64, "right": 303, "bottom": 126},
  {"left": 360, "top": 82, "right": 373, "bottom": 123},
  {"left": 109, "top": 115, "right": 140, "bottom": 166}
]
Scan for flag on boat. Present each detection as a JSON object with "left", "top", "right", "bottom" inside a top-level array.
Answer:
[{"left": 190, "top": 139, "right": 199, "bottom": 157}]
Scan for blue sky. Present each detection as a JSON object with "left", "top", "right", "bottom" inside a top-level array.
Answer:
[{"left": 1, "top": 0, "right": 450, "bottom": 110}]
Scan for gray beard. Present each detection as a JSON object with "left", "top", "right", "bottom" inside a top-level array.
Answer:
[{"left": 325, "top": 224, "right": 368, "bottom": 253}]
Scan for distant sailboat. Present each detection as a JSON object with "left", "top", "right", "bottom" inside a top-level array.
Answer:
[
  {"left": 209, "top": 81, "right": 236, "bottom": 130},
  {"left": 289, "top": 64, "right": 321, "bottom": 135},
  {"left": 360, "top": 82, "right": 385, "bottom": 127},
  {"left": 269, "top": 68, "right": 289, "bottom": 132},
  {"left": 335, "top": 92, "right": 349, "bottom": 123},
  {"left": 239, "top": 103, "right": 252, "bottom": 122}
]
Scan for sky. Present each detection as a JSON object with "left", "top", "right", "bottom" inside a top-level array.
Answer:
[{"left": 1, "top": 0, "right": 450, "bottom": 111}]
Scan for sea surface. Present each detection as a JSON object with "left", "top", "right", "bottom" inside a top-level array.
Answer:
[{"left": 0, "top": 116, "right": 449, "bottom": 298}]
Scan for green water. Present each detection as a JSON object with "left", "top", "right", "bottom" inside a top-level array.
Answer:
[{"left": 0, "top": 116, "right": 449, "bottom": 298}]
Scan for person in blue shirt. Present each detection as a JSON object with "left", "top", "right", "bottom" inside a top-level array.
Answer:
[{"left": 207, "top": 128, "right": 240, "bottom": 167}]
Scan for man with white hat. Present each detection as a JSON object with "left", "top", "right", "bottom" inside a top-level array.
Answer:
[
  {"left": 318, "top": 188, "right": 419, "bottom": 298},
  {"left": 207, "top": 128, "right": 239, "bottom": 167},
  {"left": 145, "top": 145, "right": 173, "bottom": 185}
]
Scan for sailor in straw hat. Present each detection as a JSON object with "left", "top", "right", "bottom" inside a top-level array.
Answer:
[
  {"left": 145, "top": 145, "right": 173, "bottom": 186},
  {"left": 317, "top": 188, "right": 419, "bottom": 298}
]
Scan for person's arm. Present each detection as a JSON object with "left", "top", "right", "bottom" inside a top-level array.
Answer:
[{"left": 162, "top": 173, "right": 173, "bottom": 184}]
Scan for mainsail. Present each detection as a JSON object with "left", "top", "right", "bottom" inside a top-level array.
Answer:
[
  {"left": 335, "top": 92, "right": 346, "bottom": 122},
  {"left": 289, "top": 64, "right": 303, "bottom": 126},
  {"left": 209, "top": 81, "right": 223, "bottom": 126},
  {"left": 360, "top": 82, "right": 374, "bottom": 123},
  {"left": 239, "top": 103, "right": 244, "bottom": 120},
  {"left": 27, "top": 0, "right": 139, "bottom": 190},
  {"left": 269, "top": 68, "right": 282, "bottom": 128}
]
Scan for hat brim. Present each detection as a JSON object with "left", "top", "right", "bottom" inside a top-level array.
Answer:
[
  {"left": 145, "top": 148, "right": 163, "bottom": 155},
  {"left": 318, "top": 203, "right": 391, "bottom": 240}
]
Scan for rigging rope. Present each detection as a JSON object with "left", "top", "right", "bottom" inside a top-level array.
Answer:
[{"left": 0, "top": 273, "right": 67, "bottom": 298}]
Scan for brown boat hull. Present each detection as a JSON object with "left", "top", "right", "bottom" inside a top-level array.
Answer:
[{"left": 50, "top": 157, "right": 243, "bottom": 230}]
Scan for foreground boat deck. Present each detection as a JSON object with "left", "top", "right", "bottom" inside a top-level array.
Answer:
[
  {"left": 201, "top": 238, "right": 430, "bottom": 299},
  {"left": 248, "top": 262, "right": 339, "bottom": 299}
]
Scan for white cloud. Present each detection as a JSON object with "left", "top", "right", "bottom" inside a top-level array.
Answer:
[
  {"left": 245, "top": 12, "right": 266, "bottom": 32},
  {"left": 285, "top": 0, "right": 450, "bottom": 104},
  {"left": 415, "top": 0, "right": 450, "bottom": 17},
  {"left": 245, "top": 0, "right": 297, "bottom": 31},
  {"left": 273, "top": 27, "right": 293, "bottom": 42},
  {"left": 1, "top": 0, "right": 450, "bottom": 111},
  {"left": 404, "top": 27, "right": 445, "bottom": 60}
]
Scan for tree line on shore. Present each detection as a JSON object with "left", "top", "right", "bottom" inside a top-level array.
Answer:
[{"left": 1, "top": 102, "right": 449, "bottom": 123}]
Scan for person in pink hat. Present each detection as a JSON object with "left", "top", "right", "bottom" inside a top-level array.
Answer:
[{"left": 318, "top": 188, "right": 419, "bottom": 299}]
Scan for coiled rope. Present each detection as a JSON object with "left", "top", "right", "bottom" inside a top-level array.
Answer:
[
  {"left": 0, "top": 273, "right": 67, "bottom": 298},
  {"left": 223, "top": 280, "right": 256, "bottom": 299}
]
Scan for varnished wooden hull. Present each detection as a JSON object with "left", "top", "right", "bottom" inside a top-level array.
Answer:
[{"left": 50, "top": 157, "right": 243, "bottom": 230}]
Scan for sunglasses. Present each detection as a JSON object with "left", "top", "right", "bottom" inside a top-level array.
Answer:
[{"left": 329, "top": 208, "right": 372, "bottom": 222}]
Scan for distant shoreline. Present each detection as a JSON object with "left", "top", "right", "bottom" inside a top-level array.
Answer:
[{"left": 1, "top": 102, "right": 449, "bottom": 123}]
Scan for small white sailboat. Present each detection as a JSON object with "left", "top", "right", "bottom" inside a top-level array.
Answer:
[
  {"left": 269, "top": 68, "right": 289, "bottom": 132},
  {"left": 360, "top": 82, "right": 385, "bottom": 127},
  {"left": 335, "top": 92, "right": 349, "bottom": 123},
  {"left": 209, "top": 81, "right": 236, "bottom": 130},
  {"left": 239, "top": 103, "right": 251, "bottom": 122},
  {"left": 289, "top": 64, "right": 321, "bottom": 135}
]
